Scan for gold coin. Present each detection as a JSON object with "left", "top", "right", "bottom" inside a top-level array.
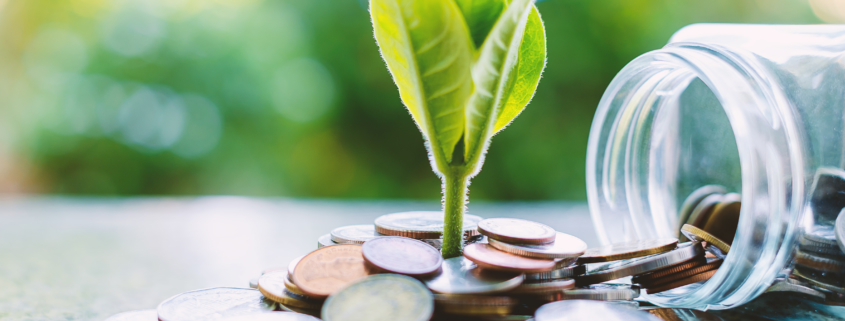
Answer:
[
  {"left": 284, "top": 273, "right": 307, "bottom": 296},
  {"left": 576, "top": 238, "right": 678, "bottom": 264},
  {"left": 292, "top": 244, "right": 370, "bottom": 299},
  {"left": 685, "top": 194, "right": 723, "bottom": 228},
  {"left": 681, "top": 224, "right": 730, "bottom": 254},
  {"left": 637, "top": 258, "right": 722, "bottom": 288},
  {"left": 645, "top": 269, "right": 717, "bottom": 294},
  {"left": 259, "top": 271, "right": 324, "bottom": 310},
  {"left": 702, "top": 193, "right": 741, "bottom": 245},
  {"left": 677, "top": 185, "right": 727, "bottom": 231}
]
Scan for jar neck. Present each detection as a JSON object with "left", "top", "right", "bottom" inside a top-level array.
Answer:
[{"left": 586, "top": 44, "right": 806, "bottom": 309}]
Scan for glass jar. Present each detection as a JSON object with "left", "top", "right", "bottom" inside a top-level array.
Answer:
[{"left": 586, "top": 24, "right": 845, "bottom": 309}]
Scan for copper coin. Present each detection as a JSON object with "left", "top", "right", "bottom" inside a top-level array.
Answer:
[
  {"left": 259, "top": 270, "right": 323, "bottom": 309},
  {"left": 796, "top": 250, "right": 845, "bottom": 272},
  {"left": 686, "top": 194, "right": 723, "bottom": 228},
  {"left": 477, "top": 218, "right": 557, "bottom": 245},
  {"left": 577, "top": 238, "right": 678, "bottom": 264},
  {"left": 637, "top": 258, "right": 722, "bottom": 288},
  {"left": 362, "top": 236, "right": 442, "bottom": 276},
  {"left": 433, "top": 294, "right": 516, "bottom": 316},
  {"left": 291, "top": 244, "right": 370, "bottom": 299},
  {"left": 702, "top": 193, "right": 741, "bottom": 245},
  {"left": 463, "top": 243, "right": 556, "bottom": 273},
  {"left": 678, "top": 185, "right": 727, "bottom": 230},
  {"left": 645, "top": 270, "right": 717, "bottom": 294},
  {"left": 488, "top": 232, "right": 587, "bottom": 259}
]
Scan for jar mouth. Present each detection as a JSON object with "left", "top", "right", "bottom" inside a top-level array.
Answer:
[{"left": 586, "top": 44, "right": 805, "bottom": 309}]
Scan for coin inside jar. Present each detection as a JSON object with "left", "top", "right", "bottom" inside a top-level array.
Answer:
[
  {"left": 292, "top": 244, "right": 370, "bottom": 299},
  {"left": 477, "top": 218, "right": 557, "bottom": 245},
  {"left": 488, "top": 231, "right": 587, "bottom": 259},
  {"left": 702, "top": 193, "right": 741, "bottom": 245},
  {"left": 362, "top": 236, "right": 442, "bottom": 276},
  {"left": 576, "top": 238, "right": 678, "bottom": 264},
  {"left": 677, "top": 185, "right": 727, "bottom": 231},
  {"left": 463, "top": 243, "right": 557, "bottom": 273},
  {"left": 374, "top": 211, "right": 482, "bottom": 239},
  {"left": 424, "top": 257, "right": 523, "bottom": 294},
  {"left": 321, "top": 274, "right": 433, "bottom": 321},
  {"left": 104, "top": 309, "right": 158, "bottom": 321},
  {"left": 685, "top": 193, "right": 724, "bottom": 228},
  {"left": 157, "top": 288, "right": 275, "bottom": 321},
  {"left": 331, "top": 224, "right": 379, "bottom": 244},
  {"left": 681, "top": 224, "right": 730, "bottom": 254}
]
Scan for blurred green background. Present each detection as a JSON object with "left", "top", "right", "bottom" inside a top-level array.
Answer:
[{"left": 0, "top": 0, "right": 828, "bottom": 199}]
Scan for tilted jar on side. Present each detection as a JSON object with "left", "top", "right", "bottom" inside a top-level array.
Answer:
[{"left": 586, "top": 24, "right": 845, "bottom": 309}]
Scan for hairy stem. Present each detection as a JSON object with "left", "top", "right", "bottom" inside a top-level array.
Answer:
[{"left": 442, "top": 171, "right": 469, "bottom": 258}]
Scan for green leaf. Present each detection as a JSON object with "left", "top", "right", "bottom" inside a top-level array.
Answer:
[
  {"left": 493, "top": 6, "right": 545, "bottom": 132},
  {"left": 463, "top": 0, "right": 534, "bottom": 163},
  {"left": 454, "top": 0, "right": 507, "bottom": 48},
  {"left": 370, "top": 0, "right": 475, "bottom": 164}
]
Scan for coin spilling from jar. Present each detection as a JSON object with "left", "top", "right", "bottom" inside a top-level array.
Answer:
[{"left": 105, "top": 210, "right": 741, "bottom": 321}]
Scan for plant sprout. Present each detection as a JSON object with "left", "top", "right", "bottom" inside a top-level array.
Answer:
[{"left": 370, "top": 0, "right": 546, "bottom": 258}]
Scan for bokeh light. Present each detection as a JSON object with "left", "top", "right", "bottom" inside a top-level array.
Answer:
[{"left": 0, "top": 0, "right": 823, "bottom": 198}]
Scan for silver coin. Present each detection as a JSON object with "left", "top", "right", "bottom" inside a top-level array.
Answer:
[
  {"left": 157, "top": 287, "right": 275, "bottom": 321},
  {"left": 556, "top": 284, "right": 640, "bottom": 301},
  {"left": 322, "top": 274, "right": 433, "bottom": 321},
  {"left": 575, "top": 242, "right": 704, "bottom": 286},
  {"left": 287, "top": 256, "right": 304, "bottom": 276},
  {"left": 805, "top": 226, "right": 838, "bottom": 245},
  {"left": 249, "top": 278, "right": 259, "bottom": 289},
  {"left": 318, "top": 233, "right": 338, "bottom": 248},
  {"left": 677, "top": 185, "right": 727, "bottom": 231},
  {"left": 374, "top": 211, "right": 482, "bottom": 239},
  {"left": 104, "top": 309, "right": 158, "bottom": 321},
  {"left": 219, "top": 312, "right": 322, "bottom": 321},
  {"left": 765, "top": 278, "right": 826, "bottom": 301},
  {"left": 489, "top": 232, "right": 587, "bottom": 259},
  {"left": 525, "top": 264, "right": 586, "bottom": 281},
  {"left": 331, "top": 225, "right": 378, "bottom": 244},
  {"left": 836, "top": 209, "right": 845, "bottom": 254},
  {"left": 535, "top": 300, "right": 659, "bottom": 321},
  {"left": 425, "top": 257, "right": 524, "bottom": 294}
]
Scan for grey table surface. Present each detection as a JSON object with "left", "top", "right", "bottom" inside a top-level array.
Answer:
[{"left": 1, "top": 196, "right": 843, "bottom": 321}]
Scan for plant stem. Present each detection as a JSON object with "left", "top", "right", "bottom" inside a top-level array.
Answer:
[{"left": 442, "top": 171, "right": 469, "bottom": 258}]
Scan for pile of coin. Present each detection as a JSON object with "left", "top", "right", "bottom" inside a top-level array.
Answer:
[{"left": 104, "top": 212, "right": 733, "bottom": 321}]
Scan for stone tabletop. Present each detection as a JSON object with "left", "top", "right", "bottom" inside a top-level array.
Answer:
[{"left": 0, "top": 197, "right": 843, "bottom": 320}]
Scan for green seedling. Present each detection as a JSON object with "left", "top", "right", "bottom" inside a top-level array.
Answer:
[{"left": 370, "top": 0, "right": 546, "bottom": 258}]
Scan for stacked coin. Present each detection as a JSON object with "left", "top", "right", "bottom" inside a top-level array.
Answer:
[
  {"left": 102, "top": 213, "right": 735, "bottom": 321},
  {"left": 317, "top": 212, "right": 485, "bottom": 250}
]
